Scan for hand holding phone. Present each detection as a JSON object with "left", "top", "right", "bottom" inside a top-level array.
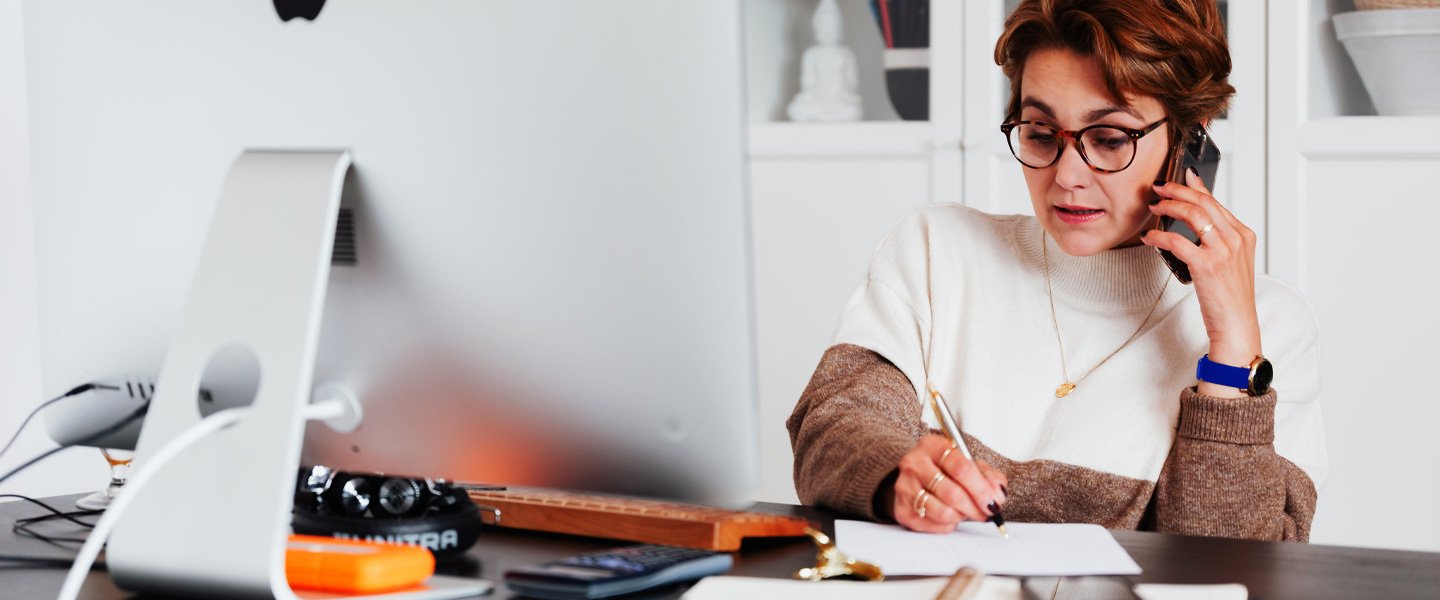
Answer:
[
  {"left": 1154, "top": 123, "right": 1220, "bottom": 284},
  {"left": 1144, "top": 125, "right": 1265, "bottom": 396}
]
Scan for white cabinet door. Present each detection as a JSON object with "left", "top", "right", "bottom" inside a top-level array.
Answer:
[
  {"left": 748, "top": 155, "right": 932, "bottom": 504},
  {"left": 1279, "top": 150, "right": 1440, "bottom": 552}
]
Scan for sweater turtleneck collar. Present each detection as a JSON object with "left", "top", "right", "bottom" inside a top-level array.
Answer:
[{"left": 1014, "top": 216, "right": 1185, "bottom": 312}]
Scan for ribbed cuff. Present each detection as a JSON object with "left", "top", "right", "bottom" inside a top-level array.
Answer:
[
  {"left": 837, "top": 435, "right": 915, "bottom": 521},
  {"left": 1177, "top": 386, "right": 1277, "bottom": 445}
]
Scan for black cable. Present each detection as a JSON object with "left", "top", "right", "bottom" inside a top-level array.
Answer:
[
  {"left": 0, "top": 555, "right": 106, "bottom": 569},
  {"left": 0, "top": 494, "right": 100, "bottom": 529},
  {"left": 13, "top": 524, "right": 90, "bottom": 544},
  {"left": 13, "top": 513, "right": 99, "bottom": 543},
  {"left": 0, "top": 383, "right": 107, "bottom": 464},
  {"left": 0, "top": 403, "right": 148, "bottom": 489},
  {"left": 16, "top": 509, "right": 100, "bottom": 528},
  {"left": 2, "top": 494, "right": 100, "bottom": 545},
  {"left": 0, "top": 388, "right": 143, "bottom": 573},
  {"left": 0, "top": 494, "right": 105, "bottom": 566}
]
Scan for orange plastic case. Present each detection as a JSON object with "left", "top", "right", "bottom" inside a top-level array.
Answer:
[{"left": 285, "top": 534, "right": 435, "bottom": 594}]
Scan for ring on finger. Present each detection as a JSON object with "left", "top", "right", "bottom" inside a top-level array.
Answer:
[
  {"left": 926, "top": 471, "right": 946, "bottom": 494},
  {"left": 1196, "top": 222, "right": 1216, "bottom": 241},
  {"left": 941, "top": 447, "right": 954, "bottom": 465},
  {"left": 913, "top": 489, "right": 930, "bottom": 518}
]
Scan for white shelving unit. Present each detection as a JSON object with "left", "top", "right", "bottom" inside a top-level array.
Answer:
[
  {"left": 1268, "top": 0, "right": 1440, "bottom": 553},
  {"left": 744, "top": 0, "right": 958, "bottom": 506},
  {"left": 745, "top": 0, "right": 961, "bottom": 168},
  {"left": 748, "top": 121, "right": 933, "bottom": 158}
]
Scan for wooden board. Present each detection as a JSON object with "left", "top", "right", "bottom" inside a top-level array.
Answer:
[{"left": 467, "top": 490, "right": 812, "bottom": 551}]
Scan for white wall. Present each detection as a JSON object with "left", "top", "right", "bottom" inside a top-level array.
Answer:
[{"left": 0, "top": 0, "right": 108, "bottom": 501}]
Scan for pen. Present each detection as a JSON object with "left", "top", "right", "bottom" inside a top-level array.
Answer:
[{"left": 925, "top": 382, "right": 1009, "bottom": 539}]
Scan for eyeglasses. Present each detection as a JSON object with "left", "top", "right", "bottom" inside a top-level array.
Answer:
[{"left": 1000, "top": 118, "right": 1167, "bottom": 173}]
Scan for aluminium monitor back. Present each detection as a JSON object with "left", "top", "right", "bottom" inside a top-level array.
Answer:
[{"left": 28, "top": 0, "right": 759, "bottom": 507}]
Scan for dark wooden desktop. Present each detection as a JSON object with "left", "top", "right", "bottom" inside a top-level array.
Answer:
[{"left": 4, "top": 494, "right": 1438, "bottom": 599}]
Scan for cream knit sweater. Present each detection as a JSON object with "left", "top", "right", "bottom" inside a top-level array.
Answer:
[{"left": 788, "top": 204, "right": 1327, "bottom": 540}]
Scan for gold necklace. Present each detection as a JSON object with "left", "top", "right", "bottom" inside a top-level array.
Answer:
[{"left": 1043, "top": 231, "right": 1169, "bottom": 398}]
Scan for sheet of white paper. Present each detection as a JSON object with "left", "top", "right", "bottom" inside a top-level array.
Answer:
[
  {"left": 834, "top": 520, "right": 1142, "bottom": 577},
  {"left": 681, "top": 575, "right": 1023, "bottom": 600},
  {"left": 1133, "top": 583, "right": 1248, "bottom": 600},
  {"left": 679, "top": 576, "right": 1243, "bottom": 600}
]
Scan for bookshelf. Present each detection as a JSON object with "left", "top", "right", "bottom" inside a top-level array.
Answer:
[{"left": 745, "top": 0, "right": 962, "bottom": 194}]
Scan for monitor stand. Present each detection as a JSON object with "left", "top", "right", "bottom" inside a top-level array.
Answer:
[{"left": 104, "top": 151, "right": 489, "bottom": 599}]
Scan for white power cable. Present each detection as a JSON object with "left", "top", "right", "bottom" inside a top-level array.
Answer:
[
  {"left": 56, "top": 407, "right": 248, "bottom": 600},
  {"left": 55, "top": 397, "right": 350, "bottom": 600},
  {"left": 301, "top": 397, "right": 347, "bottom": 422}
]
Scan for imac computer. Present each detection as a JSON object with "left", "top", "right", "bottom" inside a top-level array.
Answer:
[{"left": 27, "top": 1, "right": 756, "bottom": 597}]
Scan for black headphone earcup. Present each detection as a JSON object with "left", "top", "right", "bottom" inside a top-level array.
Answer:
[
  {"left": 325, "top": 474, "right": 373, "bottom": 517},
  {"left": 292, "top": 497, "right": 481, "bottom": 559}
]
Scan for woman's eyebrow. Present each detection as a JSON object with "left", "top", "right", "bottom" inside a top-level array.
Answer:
[
  {"left": 1019, "top": 97, "right": 1055, "bottom": 118},
  {"left": 1020, "top": 98, "right": 1144, "bottom": 124},
  {"left": 1085, "top": 105, "right": 1144, "bottom": 123}
]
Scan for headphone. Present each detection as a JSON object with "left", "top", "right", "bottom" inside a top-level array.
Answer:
[{"left": 291, "top": 466, "right": 493, "bottom": 559}]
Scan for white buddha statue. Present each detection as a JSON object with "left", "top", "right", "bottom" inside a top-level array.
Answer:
[{"left": 787, "top": 0, "right": 863, "bottom": 122}]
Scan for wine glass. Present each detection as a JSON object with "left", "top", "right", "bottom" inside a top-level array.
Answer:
[{"left": 75, "top": 448, "right": 135, "bottom": 510}]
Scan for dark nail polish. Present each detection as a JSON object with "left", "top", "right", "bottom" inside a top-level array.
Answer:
[
  {"left": 987, "top": 501, "right": 1001, "bottom": 515},
  {"left": 1000, "top": 485, "right": 1008, "bottom": 495},
  {"left": 1149, "top": 197, "right": 1161, "bottom": 206},
  {"left": 1153, "top": 179, "right": 1166, "bottom": 187},
  {"left": 1187, "top": 166, "right": 1199, "bottom": 178}
]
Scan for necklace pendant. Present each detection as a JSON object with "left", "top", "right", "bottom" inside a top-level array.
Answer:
[{"left": 1055, "top": 383, "right": 1076, "bottom": 398}]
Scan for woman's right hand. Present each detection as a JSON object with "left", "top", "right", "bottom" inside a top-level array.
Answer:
[{"left": 892, "top": 434, "right": 1008, "bottom": 533}]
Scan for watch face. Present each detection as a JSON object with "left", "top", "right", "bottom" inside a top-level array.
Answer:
[{"left": 1251, "top": 359, "right": 1274, "bottom": 395}]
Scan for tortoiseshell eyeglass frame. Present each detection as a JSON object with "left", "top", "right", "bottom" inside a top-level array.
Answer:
[{"left": 999, "top": 117, "right": 1168, "bottom": 173}]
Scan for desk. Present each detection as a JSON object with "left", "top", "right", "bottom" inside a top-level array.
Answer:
[{"left": 4, "top": 495, "right": 1438, "bottom": 599}]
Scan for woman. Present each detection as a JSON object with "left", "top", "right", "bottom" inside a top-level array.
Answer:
[{"left": 786, "top": 0, "right": 1325, "bottom": 542}]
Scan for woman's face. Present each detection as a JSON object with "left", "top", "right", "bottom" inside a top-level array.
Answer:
[{"left": 1017, "top": 48, "right": 1170, "bottom": 257}]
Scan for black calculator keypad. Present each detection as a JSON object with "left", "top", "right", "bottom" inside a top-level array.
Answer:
[
  {"left": 505, "top": 543, "right": 733, "bottom": 599},
  {"left": 563, "top": 545, "right": 717, "bottom": 574}
]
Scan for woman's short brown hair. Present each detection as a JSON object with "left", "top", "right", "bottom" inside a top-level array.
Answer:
[{"left": 995, "top": 0, "right": 1234, "bottom": 137}]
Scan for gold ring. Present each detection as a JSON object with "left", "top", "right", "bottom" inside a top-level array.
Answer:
[
  {"left": 913, "top": 489, "right": 929, "bottom": 518},
  {"left": 940, "top": 447, "right": 954, "bottom": 465},
  {"left": 1197, "top": 223, "right": 1216, "bottom": 241},
  {"left": 927, "top": 472, "right": 946, "bottom": 494}
]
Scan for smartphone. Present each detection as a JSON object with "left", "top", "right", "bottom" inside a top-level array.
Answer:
[{"left": 1155, "top": 123, "right": 1220, "bottom": 285}]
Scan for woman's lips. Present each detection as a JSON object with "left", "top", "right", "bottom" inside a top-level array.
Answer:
[{"left": 1054, "top": 205, "right": 1105, "bottom": 224}]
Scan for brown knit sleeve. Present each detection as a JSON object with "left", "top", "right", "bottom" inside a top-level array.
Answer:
[
  {"left": 1154, "top": 387, "right": 1318, "bottom": 541},
  {"left": 786, "top": 343, "right": 928, "bottom": 521}
]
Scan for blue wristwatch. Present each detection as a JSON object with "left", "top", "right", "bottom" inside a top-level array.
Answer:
[{"left": 1196, "top": 354, "right": 1273, "bottom": 397}]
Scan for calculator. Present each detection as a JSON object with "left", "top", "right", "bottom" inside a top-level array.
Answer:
[{"left": 503, "top": 544, "right": 733, "bottom": 600}]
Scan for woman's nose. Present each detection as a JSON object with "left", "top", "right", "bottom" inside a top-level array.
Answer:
[{"left": 1052, "top": 140, "right": 1092, "bottom": 190}]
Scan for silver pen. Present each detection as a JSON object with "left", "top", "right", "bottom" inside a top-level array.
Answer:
[{"left": 926, "top": 382, "right": 1009, "bottom": 539}]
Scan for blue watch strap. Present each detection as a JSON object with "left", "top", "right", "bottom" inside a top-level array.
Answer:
[{"left": 1195, "top": 354, "right": 1251, "bottom": 390}]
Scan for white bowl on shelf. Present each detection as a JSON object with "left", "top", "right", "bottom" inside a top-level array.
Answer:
[{"left": 1334, "top": 8, "right": 1440, "bottom": 116}]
